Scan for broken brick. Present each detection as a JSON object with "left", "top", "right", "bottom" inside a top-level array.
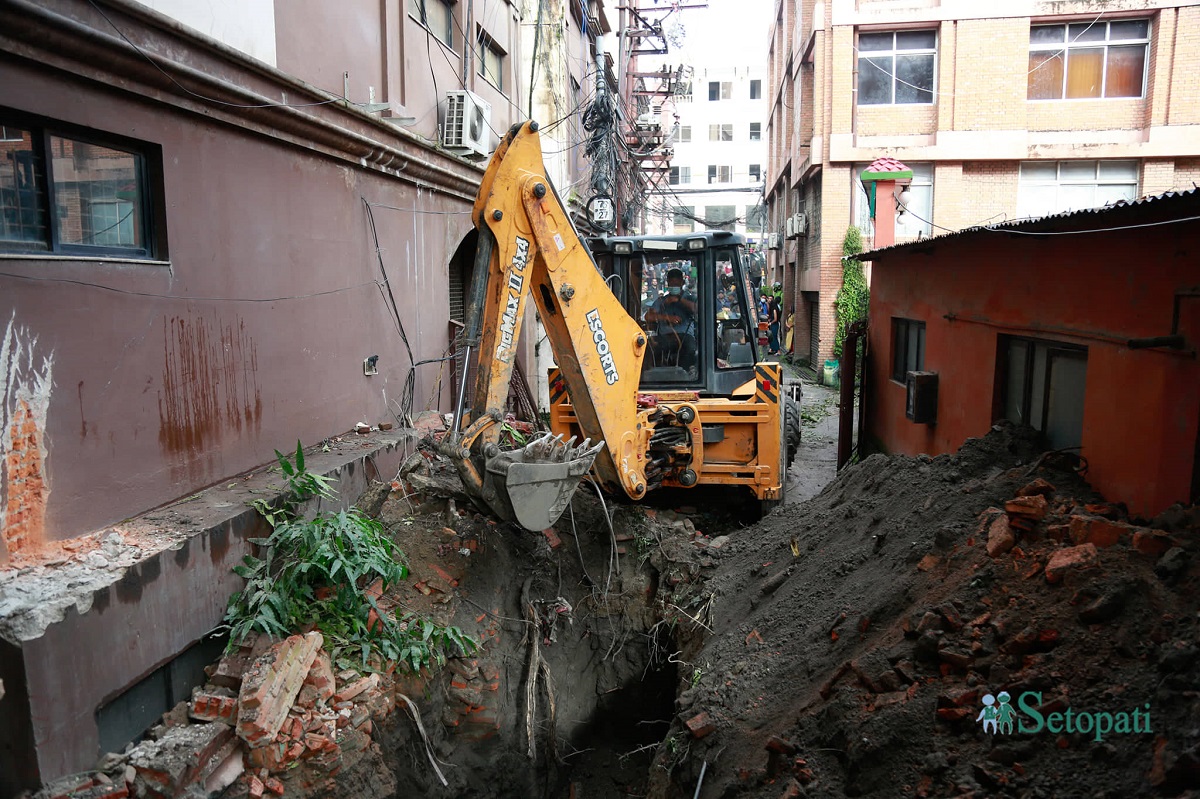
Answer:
[
  {"left": 237, "top": 632, "right": 323, "bottom": 748},
  {"left": 986, "top": 516, "right": 1016, "bottom": 557},
  {"left": 1132, "top": 530, "right": 1175, "bottom": 557},
  {"left": 685, "top": 711, "right": 716, "bottom": 738},
  {"left": 1045, "top": 543, "right": 1099, "bottom": 583},
  {"left": 334, "top": 672, "right": 380, "bottom": 703},
  {"left": 128, "top": 723, "right": 235, "bottom": 797},
  {"left": 1005, "top": 495, "right": 1048, "bottom": 520},
  {"left": 190, "top": 688, "right": 238, "bottom": 724},
  {"left": 248, "top": 775, "right": 265, "bottom": 798},
  {"left": 542, "top": 527, "right": 562, "bottom": 549},
  {"left": 1016, "top": 478, "right": 1055, "bottom": 498},
  {"left": 1069, "top": 515, "right": 1133, "bottom": 548},
  {"left": 766, "top": 735, "right": 798, "bottom": 754}
]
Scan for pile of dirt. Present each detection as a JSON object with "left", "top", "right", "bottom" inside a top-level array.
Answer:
[{"left": 650, "top": 422, "right": 1199, "bottom": 798}]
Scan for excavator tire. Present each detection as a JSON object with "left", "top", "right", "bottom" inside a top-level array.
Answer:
[
  {"left": 758, "top": 395, "right": 801, "bottom": 519},
  {"left": 784, "top": 394, "right": 801, "bottom": 468}
]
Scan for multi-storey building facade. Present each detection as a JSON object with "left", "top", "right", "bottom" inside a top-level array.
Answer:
[
  {"left": 0, "top": 0, "right": 612, "bottom": 788},
  {"left": 651, "top": 64, "right": 769, "bottom": 242},
  {"left": 766, "top": 0, "right": 1200, "bottom": 366}
]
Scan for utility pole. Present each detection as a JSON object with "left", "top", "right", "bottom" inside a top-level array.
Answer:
[{"left": 617, "top": 2, "right": 706, "bottom": 233}]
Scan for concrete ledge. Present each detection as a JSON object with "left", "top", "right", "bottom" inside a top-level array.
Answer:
[{"left": 0, "top": 430, "right": 418, "bottom": 793}]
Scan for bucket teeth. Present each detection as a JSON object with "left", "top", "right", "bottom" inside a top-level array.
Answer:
[{"left": 519, "top": 432, "right": 602, "bottom": 464}]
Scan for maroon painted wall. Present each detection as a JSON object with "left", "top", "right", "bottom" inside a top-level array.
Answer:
[
  {"left": 0, "top": 47, "right": 475, "bottom": 553},
  {"left": 864, "top": 212, "right": 1200, "bottom": 517}
]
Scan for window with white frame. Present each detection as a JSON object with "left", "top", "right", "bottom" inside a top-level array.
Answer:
[
  {"left": 749, "top": 122, "right": 761, "bottom": 141},
  {"left": 477, "top": 32, "right": 504, "bottom": 90},
  {"left": 679, "top": 125, "right": 691, "bottom": 143},
  {"left": 708, "top": 81, "right": 732, "bottom": 101},
  {"left": 669, "top": 165, "right": 691, "bottom": 185},
  {"left": 750, "top": 79, "right": 762, "bottom": 99},
  {"left": 708, "top": 124, "right": 733, "bottom": 142},
  {"left": 1028, "top": 20, "right": 1149, "bottom": 100},
  {"left": 857, "top": 30, "right": 936, "bottom": 105},
  {"left": 410, "top": 0, "right": 454, "bottom": 47},
  {"left": 1016, "top": 160, "right": 1138, "bottom": 218},
  {"left": 707, "top": 165, "right": 732, "bottom": 184},
  {"left": 749, "top": 163, "right": 761, "bottom": 182},
  {"left": 853, "top": 162, "right": 934, "bottom": 239}
]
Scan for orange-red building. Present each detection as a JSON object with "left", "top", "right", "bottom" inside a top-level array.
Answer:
[{"left": 860, "top": 189, "right": 1200, "bottom": 518}]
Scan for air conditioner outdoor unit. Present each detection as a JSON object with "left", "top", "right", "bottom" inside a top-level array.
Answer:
[
  {"left": 794, "top": 212, "right": 808, "bottom": 237},
  {"left": 442, "top": 90, "right": 492, "bottom": 158},
  {"left": 785, "top": 215, "right": 796, "bottom": 239},
  {"left": 768, "top": 232, "right": 781, "bottom": 249}
]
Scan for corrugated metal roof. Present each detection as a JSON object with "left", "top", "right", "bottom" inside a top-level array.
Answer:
[{"left": 856, "top": 187, "right": 1200, "bottom": 260}]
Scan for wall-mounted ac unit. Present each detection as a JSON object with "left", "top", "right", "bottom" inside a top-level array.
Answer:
[
  {"left": 794, "top": 212, "right": 808, "bottom": 237},
  {"left": 784, "top": 215, "right": 796, "bottom": 239},
  {"left": 442, "top": 90, "right": 492, "bottom": 158},
  {"left": 768, "top": 232, "right": 781, "bottom": 250}
]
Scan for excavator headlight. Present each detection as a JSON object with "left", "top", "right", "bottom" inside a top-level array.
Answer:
[
  {"left": 613, "top": 241, "right": 634, "bottom": 254},
  {"left": 685, "top": 237, "right": 707, "bottom": 250}
]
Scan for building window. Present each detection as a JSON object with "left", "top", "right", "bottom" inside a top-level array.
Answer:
[
  {"left": 891, "top": 318, "right": 925, "bottom": 382},
  {"left": 853, "top": 162, "right": 934, "bottom": 239},
  {"left": 0, "top": 114, "right": 163, "bottom": 258},
  {"left": 477, "top": 32, "right": 504, "bottom": 90},
  {"left": 679, "top": 125, "right": 691, "bottom": 143},
  {"left": 708, "top": 124, "right": 733, "bottom": 142},
  {"left": 745, "top": 204, "right": 765, "bottom": 232},
  {"left": 749, "top": 163, "right": 761, "bottom": 182},
  {"left": 410, "top": 0, "right": 454, "bottom": 47},
  {"left": 708, "top": 81, "right": 732, "bottom": 101},
  {"left": 999, "top": 336, "right": 1087, "bottom": 450},
  {"left": 1028, "top": 20, "right": 1149, "bottom": 100},
  {"left": 857, "top": 30, "right": 936, "bottom": 105},
  {"left": 749, "top": 122, "right": 761, "bottom": 141},
  {"left": 750, "top": 79, "right": 762, "bottom": 99},
  {"left": 673, "top": 205, "right": 694, "bottom": 232},
  {"left": 669, "top": 165, "right": 691, "bottom": 185},
  {"left": 707, "top": 165, "right": 732, "bottom": 184},
  {"left": 704, "top": 205, "right": 736, "bottom": 231},
  {"left": 1016, "top": 160, "right": 1138, "bottom": 218}
]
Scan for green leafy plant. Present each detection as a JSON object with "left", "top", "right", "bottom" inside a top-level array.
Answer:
[
  {"left": 833, "top": 226, "right": 869, "bottom": 359},
  {"left": 225, "top": 443, "right": 477, "bottom": 672},
  {"left": 252, "top": 441, "right": 337, "bottom": 527}
]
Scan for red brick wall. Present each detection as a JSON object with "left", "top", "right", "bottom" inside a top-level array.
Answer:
[{"left": 3, "top": 400, "right": 47, "bottom": 558}]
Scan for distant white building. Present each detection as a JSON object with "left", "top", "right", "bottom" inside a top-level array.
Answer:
[{"left": 653, "top": 64, "right": 767, "bottom": 242}]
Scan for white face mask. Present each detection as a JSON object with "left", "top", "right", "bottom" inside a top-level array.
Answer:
[{"left": 668, "top": 286, "right": 682, "bottom": 296}]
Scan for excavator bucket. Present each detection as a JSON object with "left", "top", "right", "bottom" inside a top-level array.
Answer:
[{"left": 483, "top": 434, "right": 604, "bottom": 531}]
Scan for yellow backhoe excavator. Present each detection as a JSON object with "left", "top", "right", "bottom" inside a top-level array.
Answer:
[{"left": 441, "top": 121, "right": 800, "bottom": 530}]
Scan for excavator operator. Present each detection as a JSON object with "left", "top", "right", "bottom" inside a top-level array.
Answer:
[{"left": 644, "top": 267, "right": 698, "bottom": 373}]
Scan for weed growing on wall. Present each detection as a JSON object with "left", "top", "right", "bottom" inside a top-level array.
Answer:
[{"left": 224, "top": 442, "right": 477, "bottom": 673}]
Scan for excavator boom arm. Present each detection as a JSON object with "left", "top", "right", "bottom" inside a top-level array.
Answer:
[{"left": 449, "top": 122, "right": 651, "bottom": 528}]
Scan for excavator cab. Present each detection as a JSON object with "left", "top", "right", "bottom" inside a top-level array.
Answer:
[{"left": 589, "top": 232, "right": 763, "bottom": 396}]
